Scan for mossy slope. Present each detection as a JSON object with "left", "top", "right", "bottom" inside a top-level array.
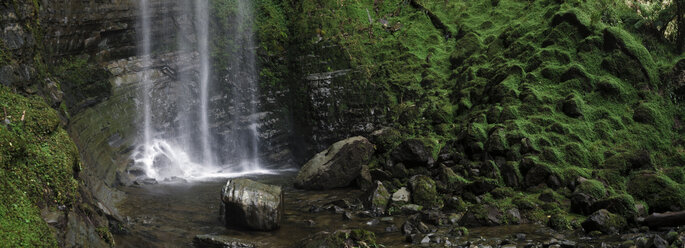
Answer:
[{"left": 275, "top": 0, "right": 685, "bottom": 221}]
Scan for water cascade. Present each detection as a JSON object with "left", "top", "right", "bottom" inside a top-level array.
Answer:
[
  {"left": 130, "top": 0, "right": 268, "bottom": 182},
  {"left": 225, "top": 0, "right": 260, "bottom": 171}
]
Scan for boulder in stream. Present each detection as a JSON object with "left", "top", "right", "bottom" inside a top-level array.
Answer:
[
  {"left": 295, "top": 136, "right": 375, "bottom": 190},
  {"left": 221, "top": 178, "right": 283, "bottom": 231}
]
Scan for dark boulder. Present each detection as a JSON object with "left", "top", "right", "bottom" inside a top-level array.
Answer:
[
  {"left": 295, "top": 136, "right": 375, "bottom": 189},
  {"left": 501, "top": 162, "right": 521, "bottom": 188},
  {"left": 459, "top": 205, "right": 502, "bottom": 227},
  {"left": 524, "top": 164, "right": 552, "bottom": 187},
  {"left": 465, "top": 179, "right": 498, "bottom": 196},
  {"left": 391, "top": 139, "right": 435, "bottom": 167},
  {"left": 220, "top": 179, "right": 283, "bottom": 231}
]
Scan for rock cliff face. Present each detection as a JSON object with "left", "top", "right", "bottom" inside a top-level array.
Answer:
[{"left": 41, "top": 0, "right": 181, "bottom": 62}]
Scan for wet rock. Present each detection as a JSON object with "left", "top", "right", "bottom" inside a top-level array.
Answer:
[
  {"left": 342, "top": 211, "right": 354, "bottom": 220},
  {"left": 366, "top": 218, "right": 380, "bottom": 226},
  {"left": 652, "top": 235, "right": 668, "bottom": 248},
  {"left": 356, "top": 165, "right": 374, "bottom": 192},
  {"left": 295, "top": 136, "right": 375, "bottom": 189},
  {"left": 410, "top": 175, "right": 443, "bottom": 209},
  {"left": 501, "top": 162, "right": 521, "bottom": 188},
  {"left": 386, "top": 162, "right": 409, "bottom": 178},
  {"left": 581, "top": 209, "right": 627, "bottom": 234},
  {"left": 391, "top": 139, "right": 435, "bottom": 167},
  {"left": 64, "top": 210, "right": 109, "bottom": 248},
  {"left": 134, "top": 177, "right": 158, "bottom": 185},
  {"left": 220, "top": 178, "right": 283, "bottom": 231},
  {"left": 438, "top": 164, "right": 467, "bottom": 192},
  {"left": 465, "top": 178, "right": 498, "bottom": 195},
  {"left": 193, "top": 235, "right": 256, "bottom": 248},
  {"left": 524, "top": 164, "right": 552, "bottom": 187},
  {"left": 460, "top": 205, "right": 502, "bottom": 227},
  {"left": 400, "top": 204, "right": 423, "bottom": 214},
  {"left": 385, "top": 224, "right": 399, "bottom": 233},
  {"left": 571, "top": 193, "right": 595, "bottom": 215},
  {"left": 402, "top": 220, "right": 415, "bottom": 235},
  {"left": 369, "top": 168, "right": 392, "bottom": 181},
  {"left": 391, "top": 187, "right": 411, "bottom": 204},
  {"left": 505, "top": 208, "right": 522, "bottom": 224},
  {"left": 363, "top": 181, "right": 391, "bottom": 216}
]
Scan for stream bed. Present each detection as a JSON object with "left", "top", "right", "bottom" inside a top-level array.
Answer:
[{"left": 114, "top": 172, "right": 628, "bottom": 247}]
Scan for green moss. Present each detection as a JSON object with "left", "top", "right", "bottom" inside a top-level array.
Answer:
[
  {"left": 627, "top": 172, "right": 685, "bottom": 213},
  {"left": 575, "top": 179, "right": 607, "bottom": 200},
  {"left": 0, "top": 86, "right": 81, "bottom": 247},
  {"left": 410, "top": 175, "right": 443, "bottom": 209},
  {"left": 275, "top": 0, "right": 684, "bottom": 228},
  {"left": 548, "top": 213, "right": 572, "bottom": 231}
]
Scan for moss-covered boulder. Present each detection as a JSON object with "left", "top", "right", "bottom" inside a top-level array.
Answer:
[
  {"left": 627, "top": 173, "right": 685, "bottom": 213},
  {"left": 410, "top": 175, "right": 443, "bottom": 209},
  {"left": 571, "top": 178, "right": 608, "bottom": 215},
  {"left": 548, "top": 213, "right": 572, "bottom": 231},
  {"left": 369, "top": 127, "right": 402, "bottom": 154},
  {"left": 575, "top": 179, "right": 607, "bottom": 200},
  {"left": 362, "top": 181, "right": 391, "bottom": 216},
  {"left": 581, "top": 209, "right": 627, "bottom": 234},
  {"left": 590, "top": 194, "right": 638, "bottom": 221},
  {"left": 295, "top": 137, "right": 375, "bottom": 189}
]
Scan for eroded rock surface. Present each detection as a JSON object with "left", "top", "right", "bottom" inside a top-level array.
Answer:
[{"left": 221, "top": 178, "right": 283, "bottom": 231}]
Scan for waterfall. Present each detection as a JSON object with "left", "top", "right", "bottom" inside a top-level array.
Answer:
[
  {"left": 130, "top": 0, "right": 269, "bottom": 182},
  {"left": 138, "top": 0, "right": 155, "bottom": 178},
  {"left": 228, "top": 0, "right": 260, "bottom": 171},
  {"left": 195, "top": 0, "right": 215, "bottom": 167}
]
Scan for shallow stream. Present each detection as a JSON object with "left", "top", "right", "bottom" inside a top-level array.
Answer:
[{"left": 114, "top": 172, "right": 623, "bottom": 247}]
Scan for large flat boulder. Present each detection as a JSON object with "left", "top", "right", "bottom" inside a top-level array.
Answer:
[
  {"left": 221, "top": 178, "right": 283, "bottom": 231},
  {"left": 295, "top": 136, "right": 375, "bottom": 189}
]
